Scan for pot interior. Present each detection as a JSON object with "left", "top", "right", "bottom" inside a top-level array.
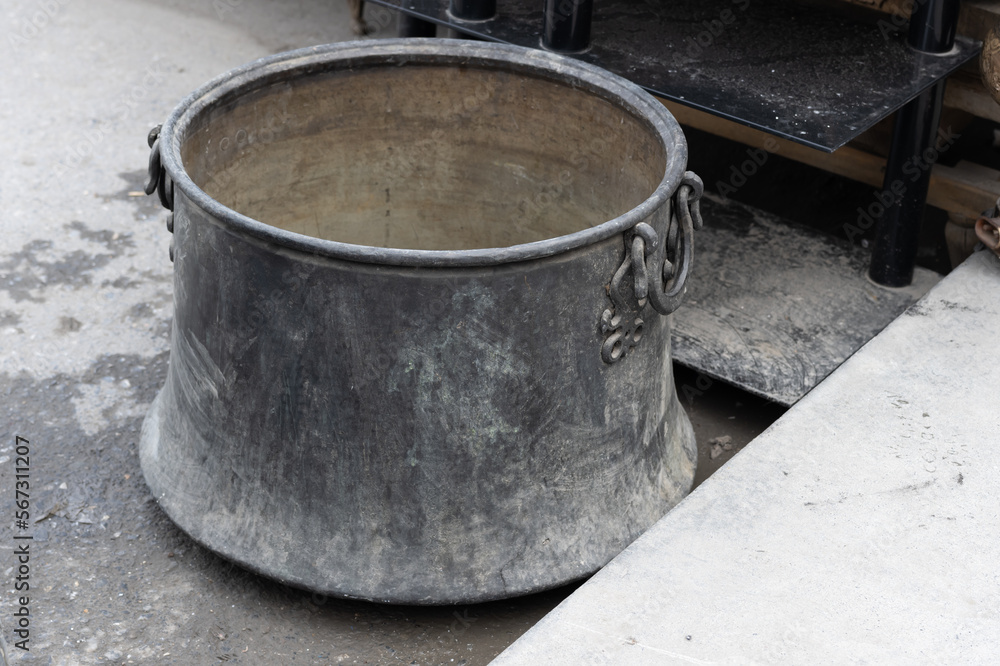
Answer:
[{"left": 180, "top": 58, "right": 669, "bottom": 251}]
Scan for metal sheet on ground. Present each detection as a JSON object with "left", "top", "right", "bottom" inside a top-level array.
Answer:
[{"left": 671, "top": 195, "right": 939, "bottom": 405}]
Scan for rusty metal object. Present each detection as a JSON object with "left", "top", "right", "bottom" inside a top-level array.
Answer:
[
  {"left": 974, "top": 196, "right": 1000, "bottom": 258},
  {"left": 975, "top": 215, "right": 1000, "bottom": 257},
  {"left": 140, "top": 39, "right": 700, "bottom": 605},
  {"left": 945, "top": 212, "right": 981, "bottom": 269},
  {"left": 983, "top": 20, "right": 1000, "bottom": 106},
  {"left": 600, "top": 173, "right": 703, "bottom": 363}
]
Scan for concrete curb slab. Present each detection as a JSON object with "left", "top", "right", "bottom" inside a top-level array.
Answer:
[{"left": 495, "top": 249, "right": 1000, "bottom": 665}]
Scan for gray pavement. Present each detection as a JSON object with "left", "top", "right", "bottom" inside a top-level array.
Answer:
[
  {"left": 495, "top": 248, "right": 1000, "bottom": 664},
  {"left": 0, "top": 1, "right": 785, "bottom": 664},
  {"left": 0, "top": 2, "right": 559, "bottom": 664}
]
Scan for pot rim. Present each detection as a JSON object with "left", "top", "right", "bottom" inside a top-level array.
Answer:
[{"left": 159, "top": 38, "right": 688, "bottom": 267}]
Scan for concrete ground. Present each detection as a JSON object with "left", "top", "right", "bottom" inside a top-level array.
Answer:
[
  {"left": 0, "top": 1, "right": 784, "bottom": 664},
  {"left": 495, "top": 248, "right": 1000, "bottom": 664}
]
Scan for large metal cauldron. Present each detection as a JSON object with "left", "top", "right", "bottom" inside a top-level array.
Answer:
[{"left": 141, "top": 39, "right": 702, "bottom": 604}]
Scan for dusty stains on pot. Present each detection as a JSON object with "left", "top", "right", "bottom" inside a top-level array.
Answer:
[{"left": 141, "top": 39, "right": 701, "bottom": 604}]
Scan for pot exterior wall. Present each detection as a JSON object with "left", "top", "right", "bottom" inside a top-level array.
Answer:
[{"left": 140, "top": 190, "right": 696, "bottom": 604}]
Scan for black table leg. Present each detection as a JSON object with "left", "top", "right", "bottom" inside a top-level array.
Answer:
[
  {"left": 398, "top": 13, "right": 437, "bottom": 37},
  {"left": 543, "top": 0, "right": 593, "bottom": 53},
  {"left": 868, "top": 0, "right": 961, "bottom": 286},
  {"left": 444, "top": 0, "right": 496, "bottom": 39},
  {"left": 449, "top": 0, "right": 496, "bottom": 20}
]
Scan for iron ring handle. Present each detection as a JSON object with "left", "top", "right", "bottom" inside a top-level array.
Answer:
[
  {"left": 144, "top": 137, "right": 161, "bottom": 196},
  {"left": 631, "top": 223, "right": 657, "bottom": 302},
  {"left": 599, "top": 171, "right": 702, "bottom": 364},
  {"left": 145, "top": 125, "right": 174, "bottom": 211},
  {"left": 644, "top": 171, "right": 702, "bottom": 316},
  {"left": 975, "top": 215, "right": 1000, "bottom": 257}
]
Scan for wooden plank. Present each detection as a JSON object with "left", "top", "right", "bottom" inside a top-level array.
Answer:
[
  {"left": 834, "top": 0, "right": 998, "bottom": 42},
  {"left": 832, "top": 0, "right": 911, "bottom": 17},
  {"left": 943, "top": 70, "right": 1000, "bottom": 125},
  {"left": 660, "top": 99, "right": 886, "bottom": 184},
  {"left": 931, "top": 160, "right": 1000, "bottom": 218},
  {"left": 659, "top": 98, "right": 1000, "bottom": 219},
  {"left": 958, "top": 0, "right": 1000, "bottom": 43}
]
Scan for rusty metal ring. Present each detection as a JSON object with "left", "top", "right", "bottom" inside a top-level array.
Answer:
[
  {"left": 157, "top": 170, "right": 174, "bottom": 211},
  {"left": 975, "top": 216, "right": 1000, "bottom": 257},
  {"left": 145, "top": 137, "right": 162, "bottom": 196},
  {"left": 679, "top": 171, "right": 704, "bottom": 231},
  {"left": 145, "top": 125, "right": 174, "bottom": 210},
  {"left": 644, "top": 172, "right": 702, "bottom": 315},
  {"left": 633, "top": 221, "right": 658, "bottom": 252},
  {"left": 631, "top": 222, "right": 658, "bottom": 302},
  {"left": 147, "top": 124, "right": 161, "bottom": 149},
  {"left": 632, "top": 235, "right": 649, "bottom": 302}
]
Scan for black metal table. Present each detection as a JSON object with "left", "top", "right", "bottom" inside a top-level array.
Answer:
[
  {"left": 374, "top": 0, "right": 981, "bottom": 401},
  {"left": 376, "top": 0, "right": 980, "bottom": 286},
  {"left": 380, "top": 0, "right": 976, "bottom": 152}
]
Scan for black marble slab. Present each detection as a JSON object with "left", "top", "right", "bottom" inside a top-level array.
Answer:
[{"left": 370, "top": 0, "right": 980, "bottom": 151}]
